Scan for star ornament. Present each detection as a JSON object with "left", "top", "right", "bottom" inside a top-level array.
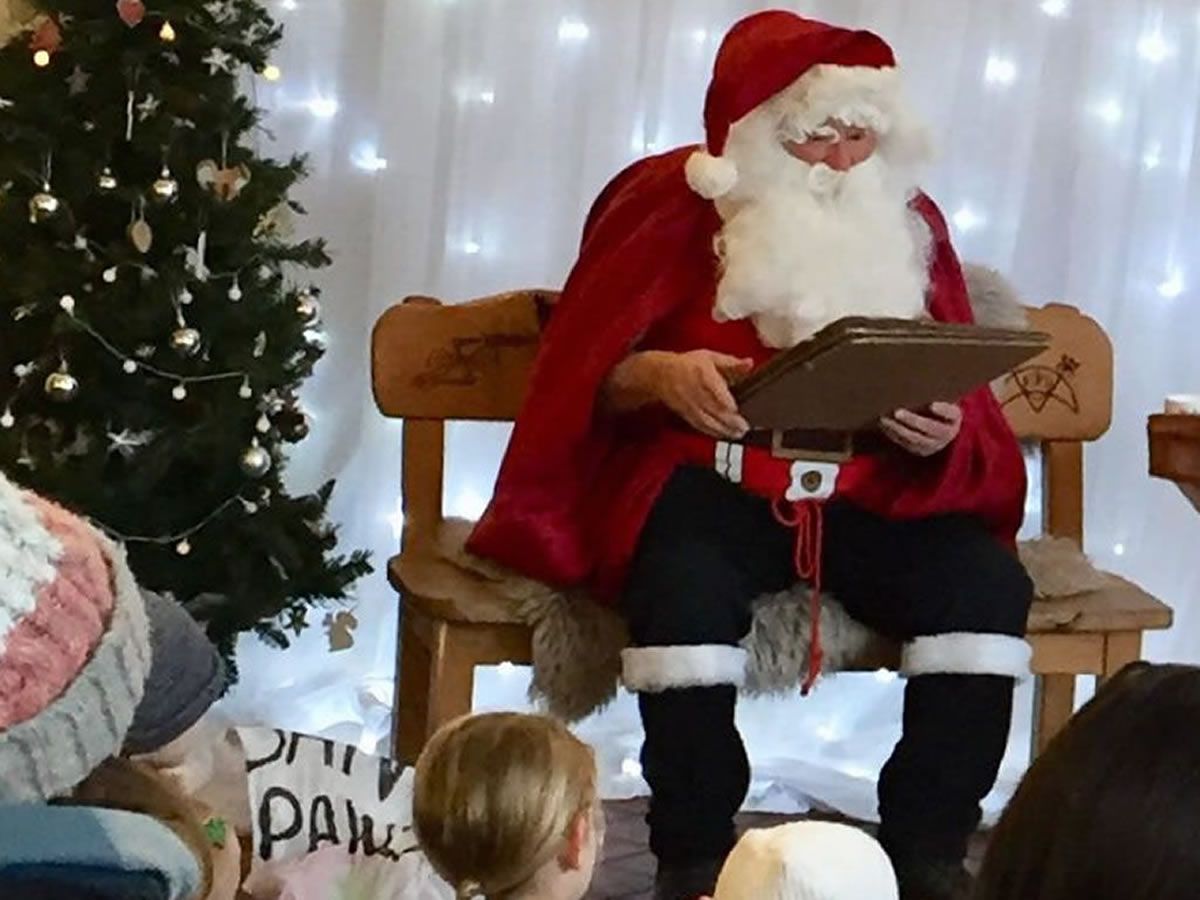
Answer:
[
  {"left": 107, "top": 427, "right": 156, "bottom": 458},
  {"left": 137, "top": 93, "right": 160, "bottom": 121},
  {"left": 205, "top": 1, "right": 238, "bottom": 23},
  {"left": 0, "top": 98, "right": 13, "bottom": 110},
  {"left": 203, "top": 47, "right": 235, "bottom": 75},
  {"left": 67, "top": 65, "right": 90, "bottom": 95}
]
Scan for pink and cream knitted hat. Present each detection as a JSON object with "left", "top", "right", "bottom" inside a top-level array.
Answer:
[
  {"left": 714, "top": 822, "right": 899, "bottom": 900},
  {"left": 0, "top": 472, "right": 151, "bottom": 803}
]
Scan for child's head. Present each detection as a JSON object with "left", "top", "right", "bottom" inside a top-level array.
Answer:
[
  {"left": 714, "top": 821, "right": 898, "bottom": 900},
  {"left": 976, "top": 662, "right": 1200, "bottom": 900},
  {"left": 414, "top": 713, "right": 601, "bottom": 900}
]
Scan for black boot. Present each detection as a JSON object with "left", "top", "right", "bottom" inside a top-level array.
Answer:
[
  {"left": 893, "top": 858, "right": 974, "bottom": 900},
  {"left": 654, "top": 858, "right": 724, "bottom": 900}
]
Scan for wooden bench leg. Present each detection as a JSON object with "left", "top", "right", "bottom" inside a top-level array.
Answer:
[
  {"left": 425, "top": 621, "right": 479, "bottom": 743},
  {"left": 1032, "top": 674, "right": 1075, "bottom": 757},
  {"left": 394, "top": 607, "right": 433, "bottom": 764},
  {"left": 1099, "top": 631, "right": 1142, "bottom": 685}
]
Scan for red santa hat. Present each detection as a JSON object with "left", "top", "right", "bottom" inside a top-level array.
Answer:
[{"left": 687, "top": 11, "right": 923, "bottom": 200}]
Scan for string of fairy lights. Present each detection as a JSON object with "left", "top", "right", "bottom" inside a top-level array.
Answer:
[{"left": 1, "top": 0, "right": 321, "bottom": 555}]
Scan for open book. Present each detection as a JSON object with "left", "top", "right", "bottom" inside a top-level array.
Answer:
[{"left": 732, "top": 317, "right": 1049, "bottom": 436}]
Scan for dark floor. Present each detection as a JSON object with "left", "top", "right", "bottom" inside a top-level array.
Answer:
[{"left": 587, "top": 799, "right": 988, "bottom": 899}]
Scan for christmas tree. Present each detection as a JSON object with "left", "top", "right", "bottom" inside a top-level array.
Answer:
[{"left": 0, "top": 0, "right": 371, "bottom": 667}]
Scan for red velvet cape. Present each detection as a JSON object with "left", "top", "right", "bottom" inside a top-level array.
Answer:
[{"left": 468, "top": 147, "right": 1027, "bottom": 600}]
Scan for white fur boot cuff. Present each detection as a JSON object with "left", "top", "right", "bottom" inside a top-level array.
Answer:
[
  {"left": 900, "top": 632, "right": 1032, "bottom": 681},
  {"left": 621, "top": 645, "right": 748, "bottom": 693}
]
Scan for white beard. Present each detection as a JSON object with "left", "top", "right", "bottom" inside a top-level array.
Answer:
[{"left": 712, "top": 151, "right": 930, "bottom": 349}]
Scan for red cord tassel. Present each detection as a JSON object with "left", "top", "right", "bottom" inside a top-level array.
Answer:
[{"left": 772, "top": 498, "right": 825, "bottom": 695}]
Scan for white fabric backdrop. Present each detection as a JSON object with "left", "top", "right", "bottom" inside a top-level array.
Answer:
[{"left": 220, "top": 0, "right": 1200, "bottom": 822}]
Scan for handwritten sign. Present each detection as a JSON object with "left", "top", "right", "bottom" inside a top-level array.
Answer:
[{"left": 238, "top": 727, "right": 420, "bottom": 866}]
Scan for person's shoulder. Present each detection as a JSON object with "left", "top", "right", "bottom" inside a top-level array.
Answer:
[{"left": 581, "top": 146, "right": 699, "bottom": 244}]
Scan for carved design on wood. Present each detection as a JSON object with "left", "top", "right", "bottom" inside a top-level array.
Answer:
[
  {"left": 1000, "top": 354, "right": 1082, "bottom": 415},
  {"left": 413, "top": 332, "right": 538, "bottom": 389}
]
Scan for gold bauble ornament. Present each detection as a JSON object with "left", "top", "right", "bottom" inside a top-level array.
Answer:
[
  {"left": 170, "top": 326, "right": 201, "bottom": 358},
  {"left": 44, "top": 370, "right": 79, "bottom": 402},
  {"left": 151, "top": 167, "right": 180, "bottom": 203},
  {"left": 296, "top": 293, "right": 320, "bottom": 323},
  {"left": 28, "top": 189, "right": 60, "bottom": 223}
]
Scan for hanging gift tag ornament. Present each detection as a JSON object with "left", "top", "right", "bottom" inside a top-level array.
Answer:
[
  {"left": 240, "top": 440, "right": 272, "bottom": 478},
  {"left": 116, "top": 0, "right": 146, "bottom": 27},
  {"left": 45, "top": 369, "right": 79, "bottom": 402},
  {"left": 152, "top": 165, "right": 179, "bottom": 203},
  {"left": 228, "top": 279, "right": 242, "bottom": 302},
  {"left": 170, "top": 326, "right": 201, "bottom": 358},
  {"left": 128, "top": 201, "right": 154, "bottom": 253},
  {"left": 28, "top": 187, "right": 60, "bottom": 223},
  {"left": 98, "top": 167, "right": 118, "bottom": 191},
  {"left": 129, "top": 220, "right": 153, "bottom": 252}
]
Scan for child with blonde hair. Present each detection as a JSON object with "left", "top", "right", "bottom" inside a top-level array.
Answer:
[{"left": 413, "top": 712, "right": 603, "bottom": 900}]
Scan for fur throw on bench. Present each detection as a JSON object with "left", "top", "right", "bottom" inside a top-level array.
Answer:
[{"left": 429, "top": 266, "right": 1109, "bottom": 721}]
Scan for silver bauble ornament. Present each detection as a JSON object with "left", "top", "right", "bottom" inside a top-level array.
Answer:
[
  {"left": 240, "top": 441, "right": 272, "bottom": 478},
  {"left": 98, "top": 168, "right": 118, "bottom": 191},
  {"left": 151, "top": 167, "right": 180, "bottom": 203},
  {"left": 29, "top": 190, "right": 60, "bottom": 224},
  {"left": 170, "top": 326, "right": 201, "bottom": 357},
  {"left": 44, "top": 371, "right": 79, "bottom": 402}
]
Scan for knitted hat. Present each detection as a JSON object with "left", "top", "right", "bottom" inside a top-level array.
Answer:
[
  {"left": 713, "top": 822, "right": 899, "bottom": 900},
  {"left": 0, "top": 474, "right": 151, "bottom": 802},
  {"left": 0, "top": 473, "right": 227, "bottom": 801},
  {"left": 686, "top": 12, "right": 917, "bottom": 200},
  {"left": 124, "top": 588, "right": 226, "bottom": 756}
]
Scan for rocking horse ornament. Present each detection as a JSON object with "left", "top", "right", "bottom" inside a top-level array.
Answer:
[{"left": 466, "top": 11, "right": 1035, "bottom": 900}]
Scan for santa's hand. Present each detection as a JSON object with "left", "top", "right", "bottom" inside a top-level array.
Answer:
[
  {"left": 881, "top": 402, "right": 963, "bottom": 457},
  {"left": 657, "top": 350, "right": 753, "bottom": 439}
]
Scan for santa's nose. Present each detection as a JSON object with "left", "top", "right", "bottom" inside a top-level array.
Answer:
[{"left": 825, "top": 144, "right": 856, "bottom": 171}]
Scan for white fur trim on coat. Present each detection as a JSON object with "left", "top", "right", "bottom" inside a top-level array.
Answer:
[
  {"left": 685, "top": 150, "right": 739, "bottom": 199},
  {"left": 901, "top": 633, "right": 1032, "bottom": 680},
  {"left": 622, "top": 645, "right": 748, "bottom": 693}
]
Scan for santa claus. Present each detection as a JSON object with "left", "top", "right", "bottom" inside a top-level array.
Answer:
[{"left": 469, "top": 12, "right": 1031, "bottom": 900}]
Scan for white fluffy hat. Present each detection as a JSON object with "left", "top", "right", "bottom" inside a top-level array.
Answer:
[{"left": 713, "top": 822, "right": 899, "bottom": 900}]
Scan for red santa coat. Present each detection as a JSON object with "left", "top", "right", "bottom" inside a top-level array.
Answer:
[{"left": 468, "top": 147, "right": 1027, "bottom": 602}]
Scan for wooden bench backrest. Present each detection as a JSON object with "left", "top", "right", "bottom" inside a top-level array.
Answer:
[{"left": 372, "top": 291, "right": 1114, "bottom": 548}]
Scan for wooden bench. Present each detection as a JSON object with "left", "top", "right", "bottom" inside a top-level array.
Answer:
[{"left": 372, "top": 291, "right": 1173, "bottom": 764}]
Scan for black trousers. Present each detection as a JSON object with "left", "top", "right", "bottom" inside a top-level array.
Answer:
[{"left": 623, "top": 466, "right": 1033, "bottom": 867}]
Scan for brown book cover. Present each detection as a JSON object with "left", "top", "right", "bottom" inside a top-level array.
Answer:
[{"left": 732, "top": 317, "right": 1050, "bottom": 433}]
